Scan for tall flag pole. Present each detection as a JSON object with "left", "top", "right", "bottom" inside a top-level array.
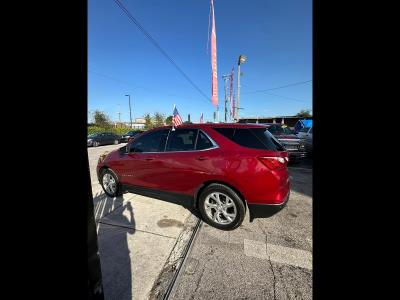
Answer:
[{"left": 210, "top": 0, "right": 218, "bottom": 109}]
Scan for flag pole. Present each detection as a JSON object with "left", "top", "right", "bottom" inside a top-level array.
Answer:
[{"left": 172, "top": 104, "right": 176, "bottom": 131}]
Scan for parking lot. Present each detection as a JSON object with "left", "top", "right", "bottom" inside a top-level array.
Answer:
[{"left": 89, "top": 144, "right": 312, "bottom": 300}]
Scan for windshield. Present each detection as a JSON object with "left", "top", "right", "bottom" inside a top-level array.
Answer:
[
  {"left": 269, "top": 126, "right": 294, "bottom": 135},
  {"left": 88, "top": 133, "right": 99, "bottom": 138}
]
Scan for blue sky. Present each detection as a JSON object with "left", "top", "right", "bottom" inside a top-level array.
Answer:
[{"left": 88, "top": 0, "right": 312, "bottom": 123}]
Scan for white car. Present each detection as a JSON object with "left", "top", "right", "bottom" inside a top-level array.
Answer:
[{"left": 296, "top": 126, "right": 312, "bottom": 140}]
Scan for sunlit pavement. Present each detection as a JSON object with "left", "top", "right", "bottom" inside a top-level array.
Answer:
[
  {"left": 88, "top": 144, "right": 312, "bottom": 299},
  {"left": 88, "top": 144, "right": 196, "bottom": 300},
  {"left": 169, "top": 162, "right": 312, "bottom": 299}
]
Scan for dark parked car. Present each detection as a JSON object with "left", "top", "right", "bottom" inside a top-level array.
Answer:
[
  {"left": 263, "top": 124, "right": 306, "bottom": 161},
  {"left": 96, "top": 123, "right": 290, "bottom": 230},
  {"left": 120, "top": 130, "right": 144, "bottom": 143},
  {"left": 87, "top": 132, "right": 121, "bottom": 147}
]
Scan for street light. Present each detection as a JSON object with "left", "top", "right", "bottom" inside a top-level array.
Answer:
[
  {"left": 236, "top": 54, "right": 247, "bottom": 122},
  {"left": 125, "top": 94, "right": 132, "bottom": 129}
]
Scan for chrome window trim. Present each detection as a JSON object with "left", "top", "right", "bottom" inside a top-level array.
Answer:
[{"left": 129, "top": 128, "right": 219, "bottom": 154}]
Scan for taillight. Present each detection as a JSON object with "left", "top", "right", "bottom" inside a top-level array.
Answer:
[{"left": 258, "top": 156, "right": 287, "bottom": 170}]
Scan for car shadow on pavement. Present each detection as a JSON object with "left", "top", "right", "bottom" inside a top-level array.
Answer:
[
  {"left": 93, "top": 191, "right": 136, "bottom": 300},
  {"left": 288, "top": 168, "right": 312, "bottom": 198}
]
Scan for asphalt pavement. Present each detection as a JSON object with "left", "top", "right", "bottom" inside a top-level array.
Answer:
[{"left": 168, "top": 164, "right": 312, "bottom": 300}]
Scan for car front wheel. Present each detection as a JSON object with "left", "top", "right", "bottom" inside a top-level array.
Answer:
[
  {"left": 100, "top": 169, "right": 122, "bottom": 197},
  {"left": 198, "top": 183, "right": 246, "bottom": 230},
  {"left": 114, "top": 139, "right": 119, "bottom": 145}
]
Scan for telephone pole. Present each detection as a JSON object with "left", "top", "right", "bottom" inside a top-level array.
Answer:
[
  {"left": 222, "top": 74, "right": 230, "bottom": 123},
  {"left": 125, "top": 94, "right": 132, "bottom": 129}
]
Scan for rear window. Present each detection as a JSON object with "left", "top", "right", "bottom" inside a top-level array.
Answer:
[{"left": 213, "top": 127, "right": 284, "bottom": 151}]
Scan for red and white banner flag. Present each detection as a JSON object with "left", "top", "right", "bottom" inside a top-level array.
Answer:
[
  {"left": 210, "top": 0, "right": 218, "bottom": 107},
  {"left": 200, "top": 113, "right": 204, "bottom": 123}
]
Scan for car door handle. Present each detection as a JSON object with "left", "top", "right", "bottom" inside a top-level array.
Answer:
[{"left": 197, "top": 156, "right": 208, "bottom": 161}]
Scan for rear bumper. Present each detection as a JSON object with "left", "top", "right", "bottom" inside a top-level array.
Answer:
[{"left": 247, "top": 191, "right": 290, "bottom": 222}]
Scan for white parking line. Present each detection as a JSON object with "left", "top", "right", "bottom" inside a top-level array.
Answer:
[{"left": 243, "top": 239, "right": 312, "bottom": 270}]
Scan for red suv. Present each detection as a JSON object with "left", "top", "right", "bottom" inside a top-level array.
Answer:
[{"left": 97, "top": 123, "right": 290, "bottom": 230}]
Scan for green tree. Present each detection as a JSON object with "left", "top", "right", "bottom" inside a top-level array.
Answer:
[
  {"left": 153, "top": 112, "right": 166, "bottom": 127},
  {"left": 165, "top": 115, "right": 173, "bottom": 125},
  {"left": 296, "top": 109, "right": 312, "bottom": 118},
  {"left": 93, "top": 110, "right": 112, "bottom": 128},
  {"left": 144, "top": 113, "right": 153, "bottom": 129}
]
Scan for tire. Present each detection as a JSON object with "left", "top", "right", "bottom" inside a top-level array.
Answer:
[
  {"left": 93, "top": 141, "right": 99, "bottom": 147},
  {"left": 198, "top": 183, "right": 246, "bottom": 230},
  {"left": 100, "top": 168, "right": 122, "bottom": 197},
  {"left": 114, "top": 139, "right": 118, "bottom": 145}
]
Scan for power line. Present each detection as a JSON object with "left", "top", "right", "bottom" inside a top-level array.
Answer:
[
  {"left": 88, "top": 69, "right": 207, "bottom": 103},
  {"left": 261, "top": 91, "right": 310, "bottom": 103},
  {"left": 112, "top": 0, "right": 211, "bottom": 104},
  {"left": 242, "top": 80, "right": 312, "bottom": 95},
  {"left": 241, "top": 82, "right": 311, "bottom": 102}
]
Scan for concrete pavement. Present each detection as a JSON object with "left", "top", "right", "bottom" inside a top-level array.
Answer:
[
  {"left": 168, "top": 166, "right": 312, "bottom": 300},
  {"left": 88, "top": 144, "right": 313, "bottom": 299},
  {"left": 88, "top": 144, "right": 196, "bottom": 300}
]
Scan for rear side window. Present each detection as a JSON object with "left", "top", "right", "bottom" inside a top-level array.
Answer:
[
  {"left": 213, "top": 128, "right": 235, "bottom": 140},
  {"left": 166, "top": 129, "right": 198, "bottom": 151},
  {"left": 213, "top": 127, "right": 283, "bottom": 151},
  {"left": 130, "top": 129, "right": 169, "bottom": 153},
  {"left": 196, "top": 130, "right": 214, "bottom": 150}
]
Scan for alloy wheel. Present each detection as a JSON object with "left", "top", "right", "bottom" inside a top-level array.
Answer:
[
  {"left": 102, "top": 173, "right": 116, "bottom": 195},
  {"left": 204, "top": 192, "right": 237, "bottom": 225}
]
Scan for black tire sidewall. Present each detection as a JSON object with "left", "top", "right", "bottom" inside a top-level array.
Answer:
[
  {"left": 100, "top": 168, "right": 122, "bottom": 197},
  {"left": 199, "top": 184, "right": 245, "bottom": 230}
]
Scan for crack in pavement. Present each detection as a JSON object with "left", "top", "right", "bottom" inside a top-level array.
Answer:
[
  {"left": 190, "top": 267, "right": 205, "bottom": 299},
  {"left": 268, "top": 257, "right": 277, "bottom": 300}
]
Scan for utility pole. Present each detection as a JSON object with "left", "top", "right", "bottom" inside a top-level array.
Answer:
[
  {"left": 188, "top": 114, "right": 191, "bottom": 123},
  {"left": 222, "top": 74, "right": 230, "bottom": 123},
  {"left": 236, "top": 54, "right": 247, "bottom": 122},
  {"left": 125, "top": 94, "right": 132, "bottom": 129},
  {"left": 117, "top": 104, "right": 121, "bottom": 127}
]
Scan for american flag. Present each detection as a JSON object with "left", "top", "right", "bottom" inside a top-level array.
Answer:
[{"left": 173, "top": 106, "right": 183, "bottom": 127}]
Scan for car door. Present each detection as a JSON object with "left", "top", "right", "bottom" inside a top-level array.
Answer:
[
  {"left": 155, "top": 128, "right": 219, "bottom": 195},
  {"left": 119, "top": 129, "right": 169, "bottom": 189},
  {"left": 97, "top": 133, "right": 106, "bottom": 145},
  {"left": 107, "top": 133, "right": 115, "bottom": 144}
]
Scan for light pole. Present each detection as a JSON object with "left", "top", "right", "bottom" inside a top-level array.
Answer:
[
  {"left": 236, "top": 54, "right": 247, "bottom": 122},
  {"left": 222, "top": 74, "right": 230, "bottom": 123},
  {"left": 125, "top": 94, "right": 132, "bottom": 129}
]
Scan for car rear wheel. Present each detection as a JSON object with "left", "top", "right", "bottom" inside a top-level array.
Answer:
[
  {"left": 114, "top": 139, "right": 118, "bottom": 145},
  {"left": 93, "top": 141, "right": 99, "bottom": 147},
  {"left": 100, "top": 169, "right": 122, "bottom": 197},
  {"left": 198, "top": 183, "right": 245, "bottom": 230}
]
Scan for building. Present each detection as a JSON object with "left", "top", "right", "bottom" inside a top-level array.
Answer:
[
  {"left": 238, "top": 115, "right": 312, "bottom": 128},
  {"left": 114, "top": 122, "right": 145, "bottom": 130}
]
